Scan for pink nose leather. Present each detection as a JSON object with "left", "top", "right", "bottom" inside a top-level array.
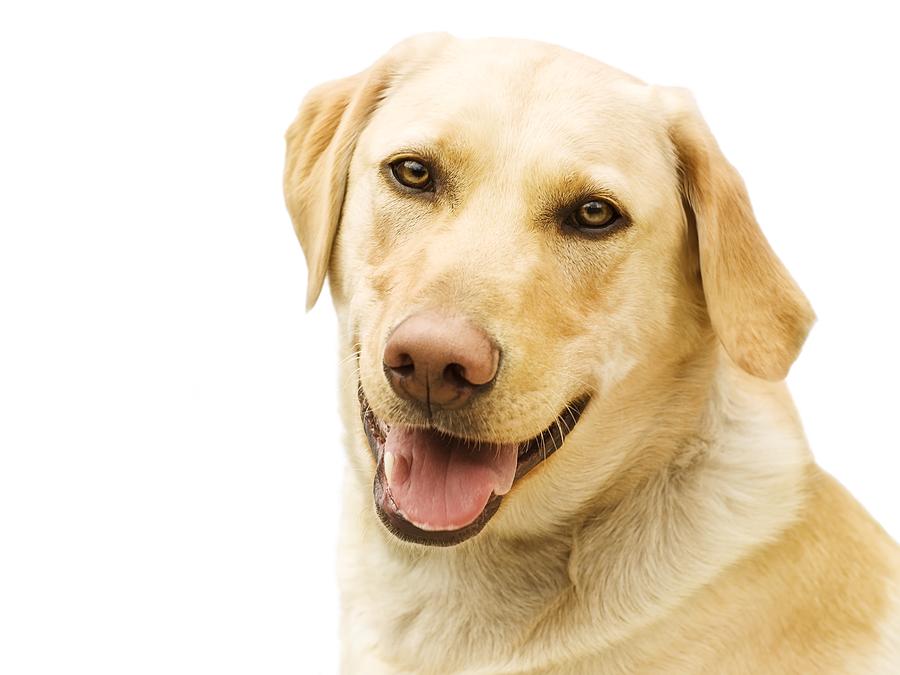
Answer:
[{"left": 383, "top": 311, "right": 500, "bottom": 410}]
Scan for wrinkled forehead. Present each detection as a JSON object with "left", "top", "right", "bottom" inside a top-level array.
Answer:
[{"left": 359, "top": 39, "right": 677, "bottom": 207}]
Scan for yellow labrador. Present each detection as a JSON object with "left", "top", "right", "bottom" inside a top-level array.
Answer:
[{"left": 284, "top": 34, "right": 900, "bottom": 673}]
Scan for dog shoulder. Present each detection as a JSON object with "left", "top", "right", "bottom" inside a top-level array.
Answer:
[{"left": 715, "top": 465, "right": 900, "bottom": 673}]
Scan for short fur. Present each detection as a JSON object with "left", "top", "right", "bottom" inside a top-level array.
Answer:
[{"left": 284, "top": 34, "right": 900, "bottom": 674}]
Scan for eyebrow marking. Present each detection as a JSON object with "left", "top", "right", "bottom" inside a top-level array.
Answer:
[{"left": 535, "top": 172, "right": 632, "bottom": 225}]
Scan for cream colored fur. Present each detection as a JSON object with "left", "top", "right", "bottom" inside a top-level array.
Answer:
[{"left": 284, "top": 34, "right": 900, "bottom": 673}]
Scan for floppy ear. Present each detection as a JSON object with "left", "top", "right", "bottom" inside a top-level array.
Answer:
[
  {"left": 284, "top": 33, "right": 451, "bottom": 310},
  {"left": 661, "top": 88, "right": 815, "bottom": 381}
]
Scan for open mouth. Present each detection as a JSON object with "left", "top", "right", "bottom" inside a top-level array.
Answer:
[{"left": 360, "top": 389, "right": 590, "bottom": 546}]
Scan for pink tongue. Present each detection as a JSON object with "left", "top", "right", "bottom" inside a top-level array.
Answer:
[{"left": 383, "top": 427, "right": 518, "bottom": 532}]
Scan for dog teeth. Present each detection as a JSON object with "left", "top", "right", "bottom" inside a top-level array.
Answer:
[{"left": 383, "top": 451, "right": 395, "bottom": 483}]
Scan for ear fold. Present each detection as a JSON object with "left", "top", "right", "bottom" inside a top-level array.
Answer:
[
  {"left": 284, "top": 33, "right": 452, "bottom": 310},
  {"left": 661, "top": 88, "right": 815, "bottom": 381}
]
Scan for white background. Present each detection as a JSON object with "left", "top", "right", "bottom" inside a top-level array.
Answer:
[{"left": 1, "top": 1, "right": 897, "bottom": 673}]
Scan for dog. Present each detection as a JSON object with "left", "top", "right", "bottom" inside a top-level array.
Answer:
[{"left": 283, "top": 34, "right": 900, "bottom": 673}]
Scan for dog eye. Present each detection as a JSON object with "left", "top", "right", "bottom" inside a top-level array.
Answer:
[
  {"left": 570, "top": 199, "right": 621, "bottom": 231},
  {"left": 390, "top": 158, "right": 433, "bottom": 191}
]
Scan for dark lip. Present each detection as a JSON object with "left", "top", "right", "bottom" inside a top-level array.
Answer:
[{"left": 359, "top": 388, "right": 590, "bottom": 546}]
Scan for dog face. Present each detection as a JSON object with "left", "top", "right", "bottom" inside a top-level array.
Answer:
[{"left": 284, "top": 35, "right": 814, "bottom": 546}]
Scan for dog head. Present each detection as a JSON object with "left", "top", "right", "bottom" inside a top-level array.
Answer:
[{"left": 284, "top": 35, "right": 814, "bottom": 546}]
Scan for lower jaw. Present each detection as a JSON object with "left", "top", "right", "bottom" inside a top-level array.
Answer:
[{"left": 361, "top": 393, "right": 590, "bottom": 546}]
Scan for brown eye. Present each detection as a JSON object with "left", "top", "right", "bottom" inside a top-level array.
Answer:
[
  {"left": 390, "top": 158, "right": 433, "bottom": 191},
  {"left": 571, "top": 199, "right": 620, "bottom": 231}
]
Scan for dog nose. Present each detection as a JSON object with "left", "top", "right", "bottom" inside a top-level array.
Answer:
[{"left": 383, "top": 312, "right": 500, "bottom": 410}]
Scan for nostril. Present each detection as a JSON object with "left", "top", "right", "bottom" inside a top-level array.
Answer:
[
  {"left": 443, "top": 362, "right": 473, "bottom": 389},
  {"left": 385, "top": 352, "right": 415, "bottom": 377},
  {"left": 392, "top": 363, "right": 415, "bottom": 377}
]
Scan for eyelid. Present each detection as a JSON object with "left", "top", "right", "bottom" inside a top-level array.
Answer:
[
  {"left": 577, "top": 195, "right": 625, "bottom": 217},
  {"left": 555, "top": 193, "right": 634, "bottom": 239},
  {"left": 383, "top": 152, "right": 440, "bottom": 192},
  {"left": 383, "top": 148, "right": 438, "bottom": 171},
  {"left": 550, "top": 193, "right": 628, "bottom": 224}
]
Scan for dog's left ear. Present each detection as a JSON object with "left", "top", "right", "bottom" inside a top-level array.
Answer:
[
  {"left": 660, "top": 87, "right": 815, "bottom": 380},
  {"left": 284, "top": 33, "right": 452, "bottom": 310}
]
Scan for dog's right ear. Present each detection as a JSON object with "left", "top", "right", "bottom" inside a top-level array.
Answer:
[{"left": 284, "top": 33, "right": 452, "bottom": 310}]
